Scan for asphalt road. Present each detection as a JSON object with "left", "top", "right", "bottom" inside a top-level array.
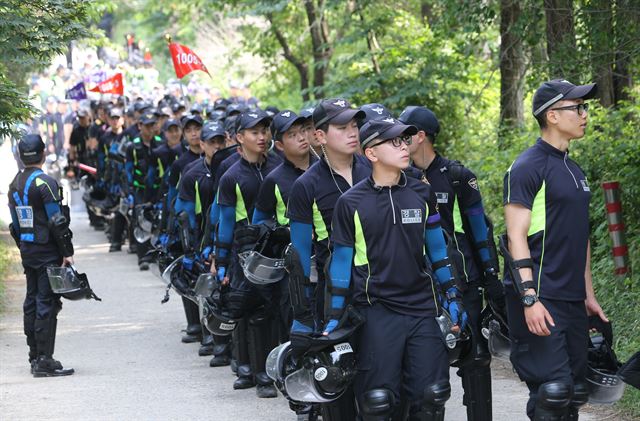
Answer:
[{"left": 0, "top": 141, "right": 619, "bottom": 420}]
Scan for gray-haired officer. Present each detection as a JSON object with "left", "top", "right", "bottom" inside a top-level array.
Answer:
[
  {"left": 504, "top": 79, "right": 608, "bottom": 420},
  {"left": 8, "top": 134, "right": 75, "bottom": 377}
]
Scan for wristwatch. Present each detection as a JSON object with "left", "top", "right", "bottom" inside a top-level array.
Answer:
[{"left": 521, "top": 293, "right": 539, "bottom": 307}]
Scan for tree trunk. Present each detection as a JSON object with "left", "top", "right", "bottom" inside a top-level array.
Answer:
[
  {"left": 499, "top": 0, "right": 527, "bottom": 131},
  {"left": 304, "top": 0, "right": 332, "bottom": 99},
  {"left": 613, "top": 0, "right": 636, "bottom": 103},
  {"left": 544, "top": 0, "right": 577, "bottom": 80},
  {"left": 587, "top": 0, "right": 615, "bottom": 107}
]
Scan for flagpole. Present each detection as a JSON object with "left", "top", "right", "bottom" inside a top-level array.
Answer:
[{"left": 166, "top": 33, "right": 187, "bottom": 108}]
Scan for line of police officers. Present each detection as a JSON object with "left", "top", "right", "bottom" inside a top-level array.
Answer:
[{"left": 9, "top": 78, "right": 609, "bottom": 421}]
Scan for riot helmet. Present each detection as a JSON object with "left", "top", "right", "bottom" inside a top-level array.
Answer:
[
  {"left": 586, "top": 317, "right": 625, "bottom": 404},
  {"left": 480, "top": 305, "right": 511, "bottom": 361},
  {"left": 47, "top": 265, "right": 101, "bottom": 301},
  {"left": 239, "top": 225, "right": 290, "bottom": 285},
  {"left": 436, "top": 308, "right": 472, "bottom": 365}
]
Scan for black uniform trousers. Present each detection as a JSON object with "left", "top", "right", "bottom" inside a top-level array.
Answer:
[
  {"left": 506, "top": 288, "right": 588, "bottom": 419},
  {"left": 354, "top": 303, "right": 450, "bottom": 415},
  {"left": 23, "top": 259, "right": 62, "bottom": 352}
]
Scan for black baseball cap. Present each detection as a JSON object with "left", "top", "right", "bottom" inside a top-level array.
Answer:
[
  {"left": 398, "top": 106, "right": 440, "bottom": 137},
  {"left": 163, "top": 119, "right": 180, "bottom": 131},
  {"left": 133, "top": 101, "right": 151, "bottom": 113},
  {"left": 154, "top": 107, "right": 172, "bottom": 117},
  {"left": 359, "top": 118, "right": 417, "bottom": 149},
  {"left": 182, "top": 114, "right": 204, "bottom": 128},
  {"left": 76, "top": 108, "right": 90, "bottom": 117},
  {"left": 270, "top": 110, "right": 306, "bottom": 138},
  {"left": 171, "top": 102, "right": 186, "bottom": 113},
  {"left": 214, "top": 98, "right": 230, "bottom": 110},
  {"left": 359, "top": 103, "right": 393, "bottom": 127},
  {"left": 225, "top": 103, "right": 244, "bottom": 118},
  {"left": 109, "top": 107, "right": 123, "bottom": 118},
  {"left": 299, "top": 106, "right": 315, "bottom": 120},
  {"left": 190, "top": 103, "right": 203, "bottom": 114},
  {"left": 237, "top": 109, "right": 272, "bottom": 132},
  {"left": 265, "top": 105, "right": 280, "bottom": 117},
  {"left": 313, "top": 98, "right": 365, "bottom": 127},
  {"left": 224, "top": 115, "right": 238, "bottom": 136},
  {"left": 201, "top": 123, "right": 226, "bottom": 142},
  {"left": 532, "top": 79, "right": 598, "bottom": 116},
  {"left": 139, "top": 112, "right": 157, "bottom": 125},
  {"left": 208, "top": 109, "right": 225, "bottom": 122},
  {"left": 18, "top": 134, "right": 46, "bottom": 164}
]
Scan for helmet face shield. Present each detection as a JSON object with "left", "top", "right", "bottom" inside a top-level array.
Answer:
[
  {"left": 285, "top": 366, "right": 336, "bottom": 403},
  {"left": 587, "top": 333, "right": 625, "bottom": 403},
  {"left": 198, "top": 296, "right": 237, "bottom": 336},
  {"left": 161, "top": 256, "right": 183, "bottom": 287},
  {"left": 239, "top": 251, "right": 287, "bottom": 285},
  {"left": 194, "top": 273, "right": 219, "bottom": 298},
  {"left": 436, "top": 309, "right": 471, "bottom": 365},
  {"left": 46, "top": 265, "right": 100, "bottom": 301}
]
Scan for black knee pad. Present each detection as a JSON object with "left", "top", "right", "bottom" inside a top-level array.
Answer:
[
  {"left": 534, "top": 381, "right": 572, "bottom": 421},
  {"left": 360, "top": 388, "right": 395, "bottom": 420},
  {"left": 424, "top": 381, "right": 451, "bottom": 407},
  {"left": 570, "top": 382, "right": 588, "bottom": 408}
]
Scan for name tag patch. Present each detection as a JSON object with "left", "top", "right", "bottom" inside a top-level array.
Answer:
[
  {"left": 401, "top": 209, "right": 422, "bottom": 224},
  {"left": 333, "top": 342, "right": 353, "bottom": 355},
  {"left": 219, "top": 322, "right": 236, "bottom": 331},
  {"left": 580, "top": 180, "right": 590, "bottom": 192},
  {"left": 435, "top": 192, "right": 448, "bottom": 204},
  {"left": 16, "top": 206, "right": 34, "bottom": 228}
]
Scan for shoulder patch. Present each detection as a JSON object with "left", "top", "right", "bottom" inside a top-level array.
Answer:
[{"left": 468, "top": 177, "right": 479, "bottom": 191}]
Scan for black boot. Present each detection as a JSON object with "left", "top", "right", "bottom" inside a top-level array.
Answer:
[
  {"left": 210, "top": 335, "right": 231, "bottom": 367},
  {"left": 33, "top": 316, "right": 74, "bottom": 377},
  {"left": 233, "top": 318, "right": 254, "bottom": 389},
  {"left": 24, "top": 313, "right": 37, "bottom": 373},
  {"left": 181, "top": 298, "right": 202, "bottom": 343},
  {"left": 199, "top": 332, "right": 214, "bottom": 356},
  {"left": 249, "top": 311, "right": 278, "bottom": 398}
]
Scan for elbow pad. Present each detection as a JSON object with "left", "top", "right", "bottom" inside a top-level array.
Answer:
[{"left": 49, "top": 213, "right": 74, "bottom": 257}]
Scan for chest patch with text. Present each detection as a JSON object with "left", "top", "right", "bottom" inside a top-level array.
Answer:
[{"left": 401, "top": 209, "right": 422, "bottom": 224}]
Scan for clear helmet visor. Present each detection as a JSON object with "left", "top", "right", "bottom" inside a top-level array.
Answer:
[
  {"left": 194, "top": 273, "right": 219, "bottom": 298},
  {"left": 284, "top": 367, "right": 334, "bottom": 403},
  {"left": 46, "top": 266, "right": 82, "bottom": 294},
  {"left": 161, "top": 256, "right": 183, "bottom": 287},
  {"left": 239, "top": 251, "right": 286, "bottom": 285},
  {"left": 266, "top": 342, "right": 290, "bottom": 383},
  {"left": 483, "top": 319, "right": 511, "bottom": 361}
]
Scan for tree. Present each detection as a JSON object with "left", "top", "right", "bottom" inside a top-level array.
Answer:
[
  {"left": 544, "top": 0, "right": 578, "bottom": 80},
  {"left": 0, "top": 0, "right": 107, "bottom": 137},
  {"left": 499, "top": 0, "right": 527, "bottom": 130}
]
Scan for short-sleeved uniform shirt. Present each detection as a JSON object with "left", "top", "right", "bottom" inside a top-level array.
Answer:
[
  {"left": 69, "top": 123, "right": 89, "bottom": 162},
  {"left": 421, "top": 154, "right": 483, "bottom": 283},
  {"left": 179, "top": 157, "right": 215, "bottom": 229},
  {"left": 331, "top": 174, "right": 440, "bottom": 317},
  {"left": 503, "top": 138, "right": 591, "bottom": 301},
  {"left": 214, "top": 149, "right": 241, "bottom": 192},
  {"left": 255, "top": 156, "right": 317, "bottom": 226},
  {"left": 168, "top": 149, "right": 200, "bottom": 189},
  {"left": 217, "top": 155, "right": 281, "bottom": 224},
  {"left": 287, "top": 155, "right": 371, "bottom": 267}
]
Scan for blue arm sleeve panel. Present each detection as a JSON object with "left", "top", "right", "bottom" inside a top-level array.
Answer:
[
  {"left": 252, "top": 208, "right": 273, "bottom": 225},
  {"left": 125, "top": 162, "right": 134, "bottom": 184},
  {"left": 168, "top": 185, "right": 178, "bottom": 208},
  {"left": 425, "top": 226, "right": 454, "bottom": 284},
  {"left": 209, "top": 194, "right": 220, "bottom": 243},
  {"left": 328, "top": 244, "right": 353, "bottom": 311},
  {"left": 217, "top": 205, "right": 236, "bottom": 262},
  {"left": 44, "top": 202, "right": 62, "bottom": 219},
  {"left": 175, "top": 198, "right": 196, "bottom": 229},
  {"left": 290, "top": 221, "right": 313, "bottom": 277},
  {"left": 97, "top": 151, "right": 105, "bottom": 173},
  {"left": 465, "top": 201, "right": 490, "bottom": 262}
]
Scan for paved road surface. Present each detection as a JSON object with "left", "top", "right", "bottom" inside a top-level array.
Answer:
[{"left": 0, "top": 141, "right": 619, "bottom": 420}]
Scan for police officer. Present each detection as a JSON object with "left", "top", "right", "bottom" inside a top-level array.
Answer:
[
  {"left": 8, "top": 134, "right": 75, "bottom": 377},
  {"left": 326, "top": 119, "right": 466, "bottom": 420},
  {"left": 213, "top": 109, "right": 281, "bottom": 398},
  {"left": 124, "top": 111, "right": 163, "bottom": 270},
  {"left": 399, "top": 105, "right": 505, "bottom": 420},
  {"left": 503, "top": 79, "right": 607, "bottom": 420}
]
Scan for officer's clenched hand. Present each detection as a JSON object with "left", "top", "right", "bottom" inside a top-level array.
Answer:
[
  {"left": 524, "top": 300, "right": 555, "bottom": 336},
  {"left": 63, "top": 256, "right": 74, "bottom": 266}
]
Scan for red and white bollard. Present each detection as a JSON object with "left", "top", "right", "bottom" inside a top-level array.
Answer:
[{"left": 602, "top": 182, "right": 630, "bottom": 276}]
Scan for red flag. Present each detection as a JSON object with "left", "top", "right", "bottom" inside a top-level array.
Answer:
[
  {"left": 169, "top": 43, "right": 210, "bottom": 79},
  {"left": 89, "top": 73, "right": 124, "bottom": 95}
]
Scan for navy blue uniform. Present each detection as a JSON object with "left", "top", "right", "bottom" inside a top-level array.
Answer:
[
  {"left": 287, "top": 155, "right": 371, "bottom": 271},
  {"left": 254, "top": 156, "right": 316, "bottom": 225},
  {"left": 330, "top": 174, "right": 449, "bottom": 415},
  {"left": 503, "top": 138, "right": 591, "bottom": 418},
  {"left": 179, "top": 157, "right": 215, "bottom": 233}
]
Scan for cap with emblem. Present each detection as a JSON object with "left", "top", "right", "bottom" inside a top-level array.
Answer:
[
  {"left": 224, "top": 115, "right": 238, "bottom": 136},
  {"left": 532, "top": 79, "right": 598, "bottom": 116},
  {"left": 225, "top": 103, "right": 245, "bottom": 118},
  {"left": 182, "top": 114, "right": 204, "bottom": 128},
  {"left": 237, "top": 109, "right": 272, "bottom": 132},
  {"left": 190, "top": 103, "right": 203, "bottom": 115},
  {"left": 109, "top": 107, "right": 124, "bottom": 118},
  {"left": 76, "top": 108, "right": 90, "bottom": 118},
  {"left": 313, "top": 98, "right": 365, "bottom": 128},
  {"left": 139, "top": 112, "right": 157, "bottom": 125},
  {"left": 270, "top": 110, "right": 307, "bottom": 139},
  {"left": 214, "top": 98, "right": 230, "bottom": 111},
  {"left": 163, "top": 119, "right": 180, "bottom": 131},
  {"left": 18, "top": 134, "right": 46, "bottom": 164},
  {"left": 359, "top": 118, "right": 417, "bottom": 149},
  {"left": 299, "top": 107, "right": 315, "bottom": 120},
  {"left": 171, "top": 102, "right": 186, "bottom": 113},
  {"left": 154, "top": 107, "right": 172, "bottom": 117},
  {"left": 201, "top": 123, "right": 226, "bottom": 142},
  {"left": 398, "top": 106, "right": 440, "bottom": 138},
  {"left": 359, "top": 103, "right": 393, "bottom": 128},
  {"left": 133, "top": 101, "right": 151, "bottom": 114}
]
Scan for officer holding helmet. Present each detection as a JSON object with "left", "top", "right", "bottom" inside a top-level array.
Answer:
[{"left": 8, "top": 134, "right": 75, "bottom": 377}]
